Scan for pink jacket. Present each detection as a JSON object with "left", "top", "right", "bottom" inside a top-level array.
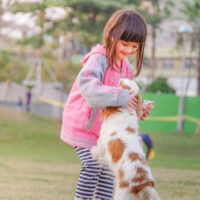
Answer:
[{"left": 60, "top": 44, "right": 133, "bottom": 149}]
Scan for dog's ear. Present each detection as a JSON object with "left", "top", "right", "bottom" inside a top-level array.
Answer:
[
  {"left": 102, "top": 107, "right": 120, "bottom": 119},
  {"left": 119, "top": 80, "right": 131, "bottom": 90},
  {"left": 135, "top": 94, "right": 142, "bottom": 119}
]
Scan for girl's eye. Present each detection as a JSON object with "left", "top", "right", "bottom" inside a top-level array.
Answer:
[
  {"left": 133, "top": 45, "right": 139, "bottom": 49},
  {"left": 122, "top": 43, "right": 128, "bottom": 46}
]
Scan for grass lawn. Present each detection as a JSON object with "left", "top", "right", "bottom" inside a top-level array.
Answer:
[{"left": 0, "top": 106, "right": 200, "bottom": 200}]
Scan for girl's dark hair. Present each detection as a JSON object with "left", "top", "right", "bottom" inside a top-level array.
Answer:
[{"left": 103, "top": 9, "right": 147, "bottom": 77}]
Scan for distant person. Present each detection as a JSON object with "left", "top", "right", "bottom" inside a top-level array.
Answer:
[
  {"left": 80, "top": 42, "right": 87, "bottom": 55},
  {"left": 26, "top": 89, "right": 32, "bottom": 112},
  {"left": 140, "top": 133, "right": 155, "bottom": 160},
  {"left": 60, "top": 9, "right": 149, "bottom": 200}
]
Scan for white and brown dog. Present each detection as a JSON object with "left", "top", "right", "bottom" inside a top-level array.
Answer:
[{"left": 91, "top": 78, "right": 160, "bottom": 200}]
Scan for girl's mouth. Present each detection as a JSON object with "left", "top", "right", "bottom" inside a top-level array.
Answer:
[{"left": 121, "top": 52, "right": 128, "bottom": 57}]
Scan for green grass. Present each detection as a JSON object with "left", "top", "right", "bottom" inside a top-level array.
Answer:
[
  {"left": 147, "top": 131, "right": 200, "bottom": 170},
  {"left": 0, "top": 112, "right": 78, "bottom": 163},
  {"left": 0, "top": 106, "right": 200, "bottom": 200}
]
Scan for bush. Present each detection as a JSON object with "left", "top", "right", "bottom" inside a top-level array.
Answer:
[{"left": 145, "top": 77, "right": 175, "bottom": 94}]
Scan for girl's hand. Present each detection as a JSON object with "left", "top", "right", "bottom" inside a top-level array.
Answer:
[
  {"left": 140, "top": 108, "right": 150, "bottom": 121},
  {"left": 127, "top": 90, "right": 138, "bottom": 112},
  {"left": 140, "top": 100, "right": 154, "bottom": 120},
  {"left": 127, "top": 91, "right": 151, "bottom": 120}
]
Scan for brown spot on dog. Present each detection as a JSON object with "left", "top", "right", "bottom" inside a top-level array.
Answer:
[
  {"left": 136, "top": 167, "right": 147, "bottom": 174},
  {"left": 119, "top": 181, "right": 129, "bottom": 188},
  {"left": 131, "top": 181, "right": 154, "bottom": 194},
  {"left": 102, "top": 107, "right": 120, "bottom": 119},
  {"left": 119, "top": 80, "right": 131, "bottom": 90},
  {"left": 118, "top": 169, "right": 124, "bottom": 179},
  {"left": 110, "top": 132, "right": 117, "bottom": 136},
  {"left": 132, "top": 167, "right": 148, "bottom": 183},
  {"left": 108, "top": 139, "right": 125, "bottom": 163},
  {"left": 129, "top": 153, "right": 147, "bottom": 166},
  {"left": 126, "top": 127, "right": 136, "bottom": 134},
  {"left": 128, "top": 153, "right": 141, "bottom": 161}
]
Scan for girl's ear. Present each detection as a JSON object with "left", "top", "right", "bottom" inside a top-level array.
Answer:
[{"left": 135, "top": 94, "right": 142, "bottom": 119}]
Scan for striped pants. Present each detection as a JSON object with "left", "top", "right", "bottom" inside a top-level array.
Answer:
[{"left": 74, "top": 147, "right": 114, "bottom": 200}]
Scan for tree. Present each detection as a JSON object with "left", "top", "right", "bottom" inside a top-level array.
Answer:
[
  {"left": 181, "top": 0, "right": 200, "bottom": 95},
  {"left": 8, "top": 0, "right": 72, "bottom": 90},
  {"left": 6, "top": 0, "right": 144, "bottom": 90},
  {"left": 10, "top": 0, "right": 65, "bottom": 48},
  {"left": 138, "top": 0, "right": 174, "bottom": 80},
  {"left": 64, "top": 0, "right": 141, "bottom": 49},
  {"left": 0, "top": 50, "right": 29, "bottom": 82}
]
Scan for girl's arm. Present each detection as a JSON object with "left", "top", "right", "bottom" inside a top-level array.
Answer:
[{"left": 78, "top": 53, "right": 129, "bottom": 108}]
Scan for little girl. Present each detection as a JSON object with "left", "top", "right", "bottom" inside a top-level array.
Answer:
[{"left": 61, "top": 9, "right": 148, "bottom": 200}]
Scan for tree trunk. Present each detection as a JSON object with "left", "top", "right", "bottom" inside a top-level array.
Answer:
[
  {"left": 197, "top": 41, "right": 200, "bottom": 95},
  {"left": 90, "top": 11, "right": 97, "bottom": 23},
  {"left": 151, "top": 28, "right": 156, "bottom": 80}
]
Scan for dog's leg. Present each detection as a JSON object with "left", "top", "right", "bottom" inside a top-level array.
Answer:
[{"left": 137, "top": 186, "right": 161, "bottom": 200}]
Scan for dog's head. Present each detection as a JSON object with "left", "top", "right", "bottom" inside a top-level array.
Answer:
[
  {"left": 118, "top": 78, "right": 140, "bottom": 96},
  {"left": 102, "top": 78, "right": 142, "bottom": 119},
  {"left": 119, "top": 78, "right": 142, "bottom": 118}
]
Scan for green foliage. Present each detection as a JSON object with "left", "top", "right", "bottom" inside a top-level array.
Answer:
[
  {"left": 182, "top": 0, "right": 200, "bottom": 23},
  {"left": 18, "top": 35, "right": 44, "bottom": 49},
  {"left": 0, "top": 50, "right": 29, "bottom": 82},
  {"left": 8, "top": 0, "right": 142, "bottom": 51},
  {"left": 181, "top": 0, "right": 200, "bottom": 47},
  {"left": 62, "top": 0, "right": 141, "bottom": 47},
  {"left": 10, "top": 1, "right": 56, "bottom": 49},
  {"left": 145, "top": 77, "right": 175, "bottom": 94},
  {"left": 177, "top": 0, "right": 200, "bottom": 50},
  {"left": 0, "top": 50, "right": 11, "bottom": 64},
  {"left": 65, "top": 0, "right": 121, "bottom": 47}
]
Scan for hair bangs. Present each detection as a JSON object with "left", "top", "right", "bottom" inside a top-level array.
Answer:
[{"left": 120, "top": 13, "right": 146, "bottom": 43}]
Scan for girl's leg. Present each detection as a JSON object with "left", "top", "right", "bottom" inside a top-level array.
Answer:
[
  {"left": 74, "top": 147, "right": 102, "bottom": 200},
  {"left": 94, "top": 164, "right": 114, "bottom": 200}
]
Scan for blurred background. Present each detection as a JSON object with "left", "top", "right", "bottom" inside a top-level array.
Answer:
[{"left": 0, "top": 0, "right": 200, "bottom": 200}]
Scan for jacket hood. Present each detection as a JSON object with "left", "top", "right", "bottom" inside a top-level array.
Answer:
[{"left": 81, "top": 44, "right": 106, "bottom": 64}]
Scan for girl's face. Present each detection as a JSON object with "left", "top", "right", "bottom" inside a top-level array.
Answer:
[{"left": 115, "top": 40, "right": 140, "bottom": 64}]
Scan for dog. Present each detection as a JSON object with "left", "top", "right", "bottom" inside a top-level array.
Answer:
[{"left": 91, "top": 78, "right": 160, "bottom": 200}]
